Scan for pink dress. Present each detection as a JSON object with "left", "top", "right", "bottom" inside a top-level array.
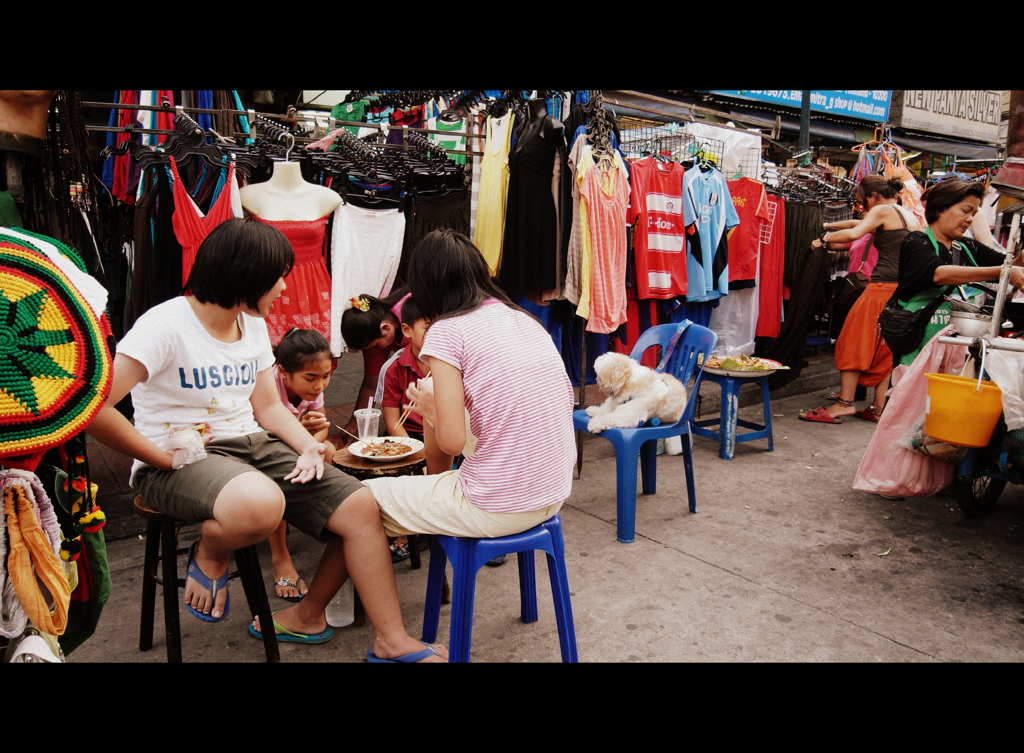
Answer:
[{"left": 254, "top": 216, "right": 332, "bottom": 346}]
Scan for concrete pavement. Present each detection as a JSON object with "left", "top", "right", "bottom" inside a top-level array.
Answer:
[{"left": 64, "top": 355, "right": 1024, "bottom": 663}]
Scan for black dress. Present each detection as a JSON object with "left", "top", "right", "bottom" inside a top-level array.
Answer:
[{"left": 499, "top": 115, "right": 565, "bottom": 299}]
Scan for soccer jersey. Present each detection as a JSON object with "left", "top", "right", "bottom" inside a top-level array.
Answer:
[
  {"left": 725, "top": 177, "right": 770, "bottom": 284},
  {"left": 684, "top": 168, "right": 740, "bottom": 302},
  {"left": 627, "top": 157, "right": 695, "bottom": 299}
]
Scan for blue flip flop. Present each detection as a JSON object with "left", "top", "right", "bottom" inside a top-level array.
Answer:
[
  {"left": 247, "top": 612, "right": 334, "bottom": 644},
  {"left": 184, "top": 540, "right": 230, "bottom": 623},
  {"left": 366, "top": 641, "right": 442, "bottom": 663}
]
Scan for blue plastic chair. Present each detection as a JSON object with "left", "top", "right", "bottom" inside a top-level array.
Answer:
[
  {"left": 421, "top": 514, "right": 577, "bottom": 663},
  {"left": 573, "top": 322, "right": 718, "bottom": 543}
]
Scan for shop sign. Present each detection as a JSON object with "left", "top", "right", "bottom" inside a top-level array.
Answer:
[
  {"left": 710, "top": 90, "right": 890, "bottom": 123},
  {"left": 893, "top": 90, "right": 1001, "bottom": 143}
]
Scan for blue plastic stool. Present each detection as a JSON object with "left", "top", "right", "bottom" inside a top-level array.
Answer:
[
  {"left": 421, "top": 514, "right": 577, "bottom": 663},
  {"left": 691, "top": 372, "right": 774, "bottom": 460}
]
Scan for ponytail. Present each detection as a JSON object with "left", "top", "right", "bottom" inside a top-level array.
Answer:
[{"left": 340, "top": 290, "right": 405, "bottom": 350}]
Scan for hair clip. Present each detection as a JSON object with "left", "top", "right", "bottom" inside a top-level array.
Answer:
[{"left": 350, "top": 296, "right": 370, "bottom": 311}]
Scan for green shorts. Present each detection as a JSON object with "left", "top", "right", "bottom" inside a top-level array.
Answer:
[{"left": 132, "top": 432, "right": 364, "bottom": 542}]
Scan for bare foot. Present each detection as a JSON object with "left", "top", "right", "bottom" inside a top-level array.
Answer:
[
  {"left": 273, "top": 564, "right": 308, "bottom": 600},
  {"left": 371, "top": 636, "right": 449, "bottom": 663},
  {"left": 185, "top": 540, "right": 229, "bottom": 619},
  {"left": 251, "top": 605, "right": 328, "bottom": 638},
  {"left": 827, "top": 399, "right": 857, "bottom": 420}
]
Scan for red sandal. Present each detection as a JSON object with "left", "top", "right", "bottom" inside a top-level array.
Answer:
[
  {"left": 799, "top": 406, "right": 843, "bottom": 424},
  {"left": 853, "top": 405, "right": 884, "bottom": 423}
]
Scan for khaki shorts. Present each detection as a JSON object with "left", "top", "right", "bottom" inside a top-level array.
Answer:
[
  {"left": 132, "top": 432, "right": 364, "bottom": 542},
  {"left": 363, "top": 470, "right": 562, "bottom": 539}
]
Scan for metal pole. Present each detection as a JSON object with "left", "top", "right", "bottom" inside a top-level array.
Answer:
[
  {"left": 799, "top": 90, "right": 811, "bottom": 165},
  {"left": 992, "top": 90, "right": 1024, "bottom": 200}
]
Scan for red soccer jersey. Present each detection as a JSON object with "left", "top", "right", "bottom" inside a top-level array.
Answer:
[
  {"left": 726, "top": 177, "right": 771, "bottom": 283},
  {"left": 627, "top": 157, "right": 695, "bottom": 299}
]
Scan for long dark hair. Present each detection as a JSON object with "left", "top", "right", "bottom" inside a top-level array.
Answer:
[
  {"left": 406, "top": 229, "right": 527, "bottom": 323},
  {"left": 340, "top": 284, "right": 409, "bottom": 350}
]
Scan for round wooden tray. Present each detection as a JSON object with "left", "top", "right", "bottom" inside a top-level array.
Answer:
[{"left": 333, "top": 445, "right": 426, "bottom": 481}]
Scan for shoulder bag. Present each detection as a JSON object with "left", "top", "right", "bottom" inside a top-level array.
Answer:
[{"left": 877, "top": 228, "right": 978, "bottom": 359}]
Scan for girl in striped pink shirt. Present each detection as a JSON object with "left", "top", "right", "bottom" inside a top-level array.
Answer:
[{"left": 363, "top": 229, "right": 575, "bottom": 538}]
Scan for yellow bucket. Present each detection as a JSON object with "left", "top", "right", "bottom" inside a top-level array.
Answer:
[{"left": 924, "top": 373, "right": 1003, "bottom": 448}]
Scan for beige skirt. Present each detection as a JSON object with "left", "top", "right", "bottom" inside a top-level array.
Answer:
[{"left": 364, "top": 470, "right": 562, "bottom": 539}]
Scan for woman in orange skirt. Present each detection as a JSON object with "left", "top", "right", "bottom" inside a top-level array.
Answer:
[{"left": 799, "top": 176, "right": 921, "bottom": 424}]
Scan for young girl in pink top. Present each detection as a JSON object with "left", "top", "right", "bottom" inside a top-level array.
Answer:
[
  {"left": 269, "top": 328, "right": 335, "bottom": 601},
  {"left": 362, "top": 229, "right": 575, "bottom": 540}
]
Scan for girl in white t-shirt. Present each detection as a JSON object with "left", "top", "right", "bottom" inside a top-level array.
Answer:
[
  {"left": 87, "top": 218, "right": 445, "bottom": 662},
  {"left": 363, "top": 229, "right": 575, "bottom": 540}
]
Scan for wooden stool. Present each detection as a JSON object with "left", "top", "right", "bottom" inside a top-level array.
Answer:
[
  {"left": 333, "top": 446, "right": 450, "bottom": 626},
  {"left": 134, "top": 496, "right": 279, "bottom": 663}
]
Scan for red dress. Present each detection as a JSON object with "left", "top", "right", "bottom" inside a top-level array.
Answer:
[
  {"left": 169, "top": 156, "right": 238, "bottom": 285},
  {"left": 254, "top": 216, "right": 333, "bottom": 345}
]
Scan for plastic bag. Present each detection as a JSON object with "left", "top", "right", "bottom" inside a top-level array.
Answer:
[
  {"left": 980, "top": 349, "right": 1024, "bottom": 430},
  {"left": 165, "top": 428, "right": 207, "bottom": 469},
  {"left": 853, "top": 327, "right": 967, "bottom": 498},
  {"left": 881, "top": 150, "right": 927, "bottom": 227}
]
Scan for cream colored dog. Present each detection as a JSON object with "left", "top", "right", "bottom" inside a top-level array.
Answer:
[{"left": 585, "top": 352, "right": 688, "bottom": 433}]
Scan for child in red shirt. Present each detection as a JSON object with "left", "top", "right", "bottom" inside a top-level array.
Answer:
[{"left": 380, "top": 297, "right": 430, "bottom": 442}]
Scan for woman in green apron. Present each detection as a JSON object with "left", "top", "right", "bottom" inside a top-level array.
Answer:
[{"left": 889, "top": 178, "right": 1024, "bottom": 366}]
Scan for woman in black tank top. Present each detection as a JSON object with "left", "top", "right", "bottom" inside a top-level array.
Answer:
[{"left": 799, "top": 175, "right": 921, "bottom": 425}]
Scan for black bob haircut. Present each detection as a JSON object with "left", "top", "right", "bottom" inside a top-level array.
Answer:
[{"left": 184, "top": 218, "right": 295, "bottom": 311}]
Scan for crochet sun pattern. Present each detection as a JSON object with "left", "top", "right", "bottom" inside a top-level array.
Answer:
[{"left": 0, "top": 237, "right": 112, "bottom": 463}]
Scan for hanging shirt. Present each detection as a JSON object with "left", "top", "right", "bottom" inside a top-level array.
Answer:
[
  {"left": 579, "top": 157, "right": 631, "bottom": 333},
  {"left": 684, "top": 168, "right": 740, "bottom": 303},
  {"left": 626, "top": 156, "right": 695, "bottom": 299},
  {"left": 725, "top": 177, "right": 770, "bottom": 285},
  {"left": 330, "top": 203, "right": 405, "bottom": 356},
  {"left": 473, "top": 112, "right": 515, "bottom": 275},
  {"left": 755, "top": 193, "right": 786, "bottom": 339},
  {"left": 429, "top": 115, "right": 468, "bottom": 164}
]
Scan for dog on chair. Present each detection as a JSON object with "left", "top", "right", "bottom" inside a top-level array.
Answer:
[{"left": 585, "top": 352, "right": 688, "bottom": 433}]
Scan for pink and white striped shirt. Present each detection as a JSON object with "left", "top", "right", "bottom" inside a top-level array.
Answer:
[{"left": 420, "top": 299, "right": 575, "bottom": 513}]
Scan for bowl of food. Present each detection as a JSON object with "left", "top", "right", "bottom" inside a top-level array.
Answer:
[{"left": 348, "top": 437, "right": 424, "bottom": 462}]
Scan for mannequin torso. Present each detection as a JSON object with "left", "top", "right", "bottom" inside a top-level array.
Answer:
[{"left": 240, "top": 160, "right": 342, "bottom": 221}]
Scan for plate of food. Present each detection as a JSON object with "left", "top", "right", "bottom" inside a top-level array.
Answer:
[
  {"left": 348, "top": 437, "right": 424, "bottom": 462},
  {"left": 701, "top": 355, "right": 788, "bottom": 378}
]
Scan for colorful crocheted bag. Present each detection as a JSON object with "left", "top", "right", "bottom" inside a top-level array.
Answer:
[{"left": 0, "top": 234, "right": 112, "bottom": 471}]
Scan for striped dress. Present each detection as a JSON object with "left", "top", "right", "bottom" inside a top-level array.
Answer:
[{"left": 420, "top": 299, "right": 575, "bottom": 513}]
